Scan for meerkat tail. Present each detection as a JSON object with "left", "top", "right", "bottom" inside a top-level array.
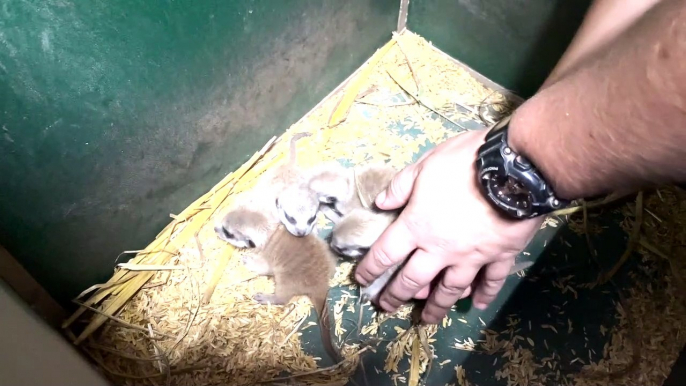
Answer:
[
  {"left": 288, "top": 132, "right": 312, "bottom": 165},
  {"left": 311, "top": 291, "right": 342, "bottom": 363}
]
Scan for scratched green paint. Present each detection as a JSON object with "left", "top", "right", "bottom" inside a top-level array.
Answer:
[
  {"left": 408, "top": 0, "right": 591, "bottom": 97},
  {"left": 0, "top": 0, "right": 398, "bottom": 306}
]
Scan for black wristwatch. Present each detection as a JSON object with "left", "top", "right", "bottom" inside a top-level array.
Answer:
[{"left": 475, "top": 116, "right": 570, "bottom": 219}]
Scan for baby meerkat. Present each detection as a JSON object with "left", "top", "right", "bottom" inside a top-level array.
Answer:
[
  {"left": 275, "top": 162, "right": 397, "bottom": 237},
  {"left": 330, "top": 207, "right": 398, "bottom": 259},
  {"left": 214, "top": 132, "right": 311, "bottom": 249},
  {"left": 275, "top": 183, "right": 320, "bottom": 237},
  {"left": 308, "top": 163, "right": 398, "bottom": 223},
  {"left": 329, "top": 207, "right": 399, "bottom": 304},
  {"left": 241, "top": 224, "right": 341, "bottom": 363}
]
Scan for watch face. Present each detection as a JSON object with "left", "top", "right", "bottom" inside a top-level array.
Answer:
[{"left": 488, "top": 174, "right": 532, "bottom": 213}]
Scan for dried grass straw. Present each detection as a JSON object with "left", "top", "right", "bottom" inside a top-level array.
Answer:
[{"left": 63, "top": 31, "right": 518, "bottom": 386}]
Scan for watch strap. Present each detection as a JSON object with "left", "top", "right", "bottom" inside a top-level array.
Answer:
[{"left": 476, "top": 120, "right": 569, "bottom": 218}]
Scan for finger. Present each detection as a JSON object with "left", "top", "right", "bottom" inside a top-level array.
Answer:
[
  {"left": 471, "top": 259, "right": 512, "bottom": 310},
  {"left": 355, "top": 213, "right": 418, "bottom": 286},
  {"left": 459, "top": 285, "right": 473, "bottom": 299},
  {"left": 415, "top": 285, "right": 431, "bottom": 300},
  {"left": 421, "top": 264, "right": 480, "bottom": 324},
  {"left": 377, "top": 249, "right": 445, "bottom": 313},
  {"left": 414, "top": 146, "right": 436, "bottom": 164},
  {"left": 376, "top": 162, "right": 421, "bottom": 210}
]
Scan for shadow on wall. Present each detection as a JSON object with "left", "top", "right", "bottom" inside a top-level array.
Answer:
[{"left": 408, "top": 0, "right": 592, "bottom": 97}]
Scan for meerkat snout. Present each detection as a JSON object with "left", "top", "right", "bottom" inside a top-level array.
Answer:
[{"left": 275, "top": 186, "right": 320, "bottom": 237}]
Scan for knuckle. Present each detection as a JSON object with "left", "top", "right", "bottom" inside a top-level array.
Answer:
[
  {"left": 477, "top": 293, "right": 497, "bottom": 304},
  {"left": 439, "top": 282, "right": 465, "bottom": 297},
  {"left": 396, "top": 270, "right": 423, "bottom": 291},
  {"left": 370, "top": 247, "right": 397, "bottom": 270},
  {"left": 402, "top": 213, "right": 428, "bottom": 234},
  {"left": 388, "top": 177, "right": 407, "bottom": 199},
  {"left": 484, "top": 278, "right": 506, "bottom": 290},
  {"left": 441, "top": 276, "right": 469, "bottom": 295}
]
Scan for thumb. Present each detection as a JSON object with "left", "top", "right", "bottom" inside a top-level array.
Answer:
[{"left": 376, "top": 163, "right": 421, "bottom": 210}]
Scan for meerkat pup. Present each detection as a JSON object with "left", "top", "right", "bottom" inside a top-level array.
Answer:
[
  {"left": 329, "top": 207, "right": 400, "bottom": 303},
  {"left": 330, "top": 207, "right": 398, "bottom": 259},
  {"left": 275, "top": 162, "right": 397, "bottom": 237},
  {"left": 275, "top": 182, "right": 320, "bottom": 237},
  {"left": 313, "top": 163, "right": 398, "bottom": 223},
  {"left": 214, "top": 133, "right": 311, "bottom": 249},
  {"left": 241, "top": 224, "right": 341, "bottom": 363}
]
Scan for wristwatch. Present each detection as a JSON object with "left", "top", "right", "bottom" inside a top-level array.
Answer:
[{"left": 475, "top": 116, "right": 570, "bottom": 219}]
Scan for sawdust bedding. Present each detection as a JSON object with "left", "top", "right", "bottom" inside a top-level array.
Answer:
[{"left": 63, "top": 31, "right": 686, "bottom": 386}]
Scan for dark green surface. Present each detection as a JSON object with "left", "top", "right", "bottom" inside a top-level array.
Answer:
[
  {"left": 408, "top": 0, "right": 592, "bottom": 97},
  {"left": 289, "top": 103, "right": 633, "bottom": 385},
  {"left": 334, "top": 212, "right": 634, "bottom": 386},
  {"left": 288, "top": 100, "right": 567, "bottom": 385},
  {"left": 0, "top": 0, "right": 398, "bottom": 307}
]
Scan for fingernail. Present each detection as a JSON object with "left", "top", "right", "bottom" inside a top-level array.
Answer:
[
  {"left": 473, "top": 301, "right": 487, "bottom": 310},
  {"left": 375, "top": 191, "right": 386, "bottom": 205},
  {"left": 355, "top": 274, "right": 369, "bottom": 286}
]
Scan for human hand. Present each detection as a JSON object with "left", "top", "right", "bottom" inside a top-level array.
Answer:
[{"left": 354, "top": 130, "right": 543, "bottom": 324}]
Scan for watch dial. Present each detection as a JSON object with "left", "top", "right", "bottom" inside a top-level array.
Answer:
[{"left": 489, "top": 174, "right": 532, "bottom": 211}]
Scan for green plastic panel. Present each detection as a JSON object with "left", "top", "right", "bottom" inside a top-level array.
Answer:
[
  {"left": 408, "top": 0, "right": 592, "bottom": 97},
  {"left": 0, "top": 0, "right": 398, "bottom": 306}
]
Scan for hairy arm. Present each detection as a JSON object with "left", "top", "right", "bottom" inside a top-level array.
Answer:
[
  {"left": 510, "top": 0, "right": 686, "bottom": 200},
  {"left": 542, "top": 0, "right": 663, "bottom": 88},
  {"left": 357, "top": 0, "right": 686, "bottom": 324}
]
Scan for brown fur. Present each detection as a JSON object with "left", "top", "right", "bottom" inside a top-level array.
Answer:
[
  {"left": 352, "top": 164, "right": 398, "bottom": 209},
  {"left": 308, "top": 163, "right": 397, "bottom": 223},
  {"left": 244, "top": 224, "right": 341, "bottom": 363},
  {"left": 330, "top": 208, "right": 398, "bottom": 259},
  {"left": 215, "top": 132, "right": 311, "bottom": 249}
]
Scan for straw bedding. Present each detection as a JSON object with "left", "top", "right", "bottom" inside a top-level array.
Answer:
[{"left": 63, "top": 31, "right": 685, "bottom": 386}]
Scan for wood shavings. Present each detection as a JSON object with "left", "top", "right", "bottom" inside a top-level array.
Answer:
[{"left": 455, "top": 365, "right": 470, "bottom": 386}]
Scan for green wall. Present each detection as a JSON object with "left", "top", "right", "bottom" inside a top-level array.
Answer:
[
  {"left": 408, "top": 0, "right": 592, "bottom": 97},
  {"left": 0, "top": 0, "right": 398, "bottom": 306}
]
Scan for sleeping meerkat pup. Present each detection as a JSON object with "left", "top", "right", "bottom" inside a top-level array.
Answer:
[
  {"left": 275, "top": 162, "right": 397, "bottom": 236},
  {"left": 329, "top": 207, "right": 400, "bottom": 304},
  {"left": 330, "top": 207, "right": 398, "bottom": 259},
  {"left": 214, "top": 132, "right": 311, "bottom": 249},
  {"left": 308, "top": 162, "right": 398, "bottom": 223},
  {"left": 242, "top": 224, "right": 342, "bottom": 363},
  {"left": 275, "top": 183, "right": 320, "bottom": 237}
]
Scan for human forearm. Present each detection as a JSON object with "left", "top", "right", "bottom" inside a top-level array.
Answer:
[
  {"left": 510, "top": 0, "right": 686, "bottom": 200},
  {"left": 542, "top": 0, "right": 663, "bottom": 88}
]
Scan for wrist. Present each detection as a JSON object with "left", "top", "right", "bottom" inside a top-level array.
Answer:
[
  {"left": 475, "top": 116, "right": 570, "bottom": 219},
  {"left": 507, "top": 96, "right": 581, "bottom": 201}
]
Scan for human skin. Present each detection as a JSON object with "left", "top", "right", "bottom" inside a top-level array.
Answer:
[{"left": 355, "top": 0, "right": 686, "bottom": 324}]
